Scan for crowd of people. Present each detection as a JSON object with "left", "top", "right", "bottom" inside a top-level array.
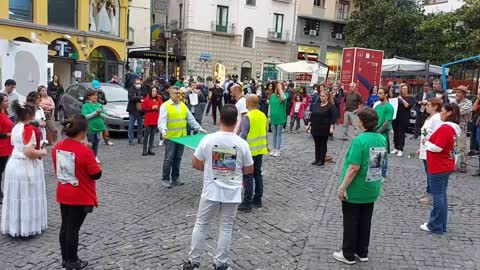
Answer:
[{"left": 0, "top": 73, "right": 477, "bottom": 269}]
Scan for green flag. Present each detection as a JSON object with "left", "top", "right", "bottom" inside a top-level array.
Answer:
[{"left": 169, "top": 133, "right": 206, "bottom": 150}]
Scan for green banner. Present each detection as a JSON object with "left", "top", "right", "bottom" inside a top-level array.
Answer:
[{"left": 169, "top": 133, "right": 206, "bottom": 150}]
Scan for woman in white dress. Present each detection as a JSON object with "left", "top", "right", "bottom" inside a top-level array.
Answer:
[
  {"left": 1, "top": 101, "right": 48, "bottom": 237},
  {"left": 95, "top": 0, "right": 112, "bottom": 33},
  {"left": 89, "top": 0, "right": 97, "bottom": 31},
  {"left": 27, "top": 91, "right": 47, "bottom": 145},
  {"left": 108, "top": 2, "right": 118, "bottom": 36}
]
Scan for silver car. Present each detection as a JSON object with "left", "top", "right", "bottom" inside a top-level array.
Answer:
[{"left": 57, "top": 83, "right": 131, "bottom": 132}]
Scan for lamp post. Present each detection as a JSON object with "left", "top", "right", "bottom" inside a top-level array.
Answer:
[{"left": 164, "top": 28, "right": 172, "bottom": 80}]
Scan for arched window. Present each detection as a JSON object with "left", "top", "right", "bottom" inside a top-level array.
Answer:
[
  {"left": 89, "top": 0, "right": 120, "bottom": 36},
  {"left": 243, "top": 27, "right": 253, "bottom": 48}
]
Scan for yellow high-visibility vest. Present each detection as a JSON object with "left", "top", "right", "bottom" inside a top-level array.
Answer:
[
  {"left": 246, "top": 109, "right": 268, "bottom": 156},
  {"left": 165, "top": 101, "right": 188, "bottom": 138}
]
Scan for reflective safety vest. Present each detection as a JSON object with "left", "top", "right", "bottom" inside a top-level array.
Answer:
[
  {"left": 246, "top": 109, "right": 268, "bottom": 156},
  {"left": 165, "top": 101, "right": 188, "bottom": 138}
]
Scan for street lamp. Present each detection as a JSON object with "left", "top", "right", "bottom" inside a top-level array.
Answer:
[{"left": 164, "top": 28, "right": 172, "bottom": 80}]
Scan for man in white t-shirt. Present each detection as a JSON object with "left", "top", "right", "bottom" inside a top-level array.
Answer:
[
  {"left": 230, "top": 84, "right": 248, "bottom": 134},
  {"left": 182, "top": 104, "right": 254, "bottom": 270}
]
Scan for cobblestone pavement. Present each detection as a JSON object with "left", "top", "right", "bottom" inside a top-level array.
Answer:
[{"left": 0, "top": 117, "right": 479, "bottom": 270}]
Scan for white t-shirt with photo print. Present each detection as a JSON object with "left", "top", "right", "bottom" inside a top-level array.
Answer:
[{"left": 194, "top": 131, "right": 253, "bottom": 203}]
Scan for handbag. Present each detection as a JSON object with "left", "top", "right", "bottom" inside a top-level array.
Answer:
[{"left": 136, "top": 101, "right": 143, "bottom": 112}]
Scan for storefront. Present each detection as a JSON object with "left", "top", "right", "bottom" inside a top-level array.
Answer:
[
  {"left": 214, "top": 63, "right": 226, "bottom": 82},
  {"left": 326, "top": 48, "right": 342, "bottom": 81},
  {"left": 298, "top": 45, "right": 320, "bottom": 61},
  {"left": 127, "top": 49, "right": 186, "bottom": 80},
  {"left": 88, "top": 46, "right": 123, "bottom": 82},
  {"left": 48, "top": 39, "right": 79, "bottom": 86}
]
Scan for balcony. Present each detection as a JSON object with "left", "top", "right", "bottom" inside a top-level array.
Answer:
[
  {"left": 272, "top": 0, "right": 293, "bottom": 2},
  {"left": 211, "top": 21, "right": 236, "bottom": 36},
  {"left": 267, "top": 29, "right": 290, "bottom": 43},
  {"left": 170, "top": 19, "right": 184, "bottom": 32}
]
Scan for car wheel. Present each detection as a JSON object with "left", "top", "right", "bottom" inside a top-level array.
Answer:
[{"left": 58, "top": 107, "right": 66, "bottom": 123}]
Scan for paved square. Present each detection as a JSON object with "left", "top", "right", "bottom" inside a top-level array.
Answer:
[{"left": 0, "top": 119, "right": 479, "bottom": 270}]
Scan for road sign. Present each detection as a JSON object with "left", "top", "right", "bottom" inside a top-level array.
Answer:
[{"left": 199, "top": 52, "right": 211, "bottom": 62}]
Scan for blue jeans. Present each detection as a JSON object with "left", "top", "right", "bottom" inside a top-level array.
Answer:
[
  {"left": 271, "top": 124, "right": 283, "bottom": 150},
  {"left": 427, "top": 172, "right": 451, "bottom": 234},
  {"left": 162, "top": 139, "right": 185, "bottom": 182},
  {"left": 422, "top": 159, "right": 432, "bottom": 194},
  {"left": 242, "top": 155, "right": 263, "bottom": 206},
  {"left": 128, "top": 113, "right": 143, "bottom": 143},
  {"left": 87, "top": 133, "right": 100, "bottom": 157}
]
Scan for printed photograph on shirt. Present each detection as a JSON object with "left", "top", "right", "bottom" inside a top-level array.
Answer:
[
  {"left": 56, "top": 150, "right": 78, "bottom": 186},
  {"left": 212, "top": 146, "right": 238, "bottom": 182},
  {"left": 367, "top": 147, "right": 387, "bottom": 182}
]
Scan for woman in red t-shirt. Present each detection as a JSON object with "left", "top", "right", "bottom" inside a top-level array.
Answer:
[
  {"left": 421, "top": 102, "right": 461, "bottom": 234},
  {"left": 141, "top": 86, "right": 162, "bottom": 156},
  {"left": 0, "top": 93, "right": 13, "bottom": 202},
  {"left": 52, "top": 114, "right": 101, "bottom": 270}
]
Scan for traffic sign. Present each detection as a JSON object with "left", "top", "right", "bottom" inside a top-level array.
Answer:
[{"left": 199, "top": 52, "right": 211, "bottom": 62}]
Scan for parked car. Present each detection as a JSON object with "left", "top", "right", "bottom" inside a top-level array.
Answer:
[{"left": 58, "top": 83, "right": 131, "bottom": 132}]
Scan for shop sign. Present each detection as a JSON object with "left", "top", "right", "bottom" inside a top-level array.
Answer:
[
  {"left": 52, "top": 40, "right": 72, "bottom": 58},
  {"left": 295, "top": 73, "right": 312, "bottom": 82}
]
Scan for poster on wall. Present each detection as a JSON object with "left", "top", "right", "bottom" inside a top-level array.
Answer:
[{"left": 0, "top": 40, "right": 48, "bottom": 99}]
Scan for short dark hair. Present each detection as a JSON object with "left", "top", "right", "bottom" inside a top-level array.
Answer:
[
  {"left": 26, "top": 91, "right": 39, "bottom": 103},
  {"left": 443, "top": 102, "right": 461, "bottom": 124},
  {"left": 5, "top": 79, "right": 16, "bottom": 87},
  {"left": 220, "top": 104, "right": 238, "bottom": 127},
  {"left": 378, "top": 87, "right": 389, "bottom": 98},
  {"left": 62, "top": 114, "right": 88, "bottom": 137},
  {"left": 86, "top": 89, "right": 97, "bottom": 98},
  {"left": 357, "top": 107, "right": 378, "bottom": 131},
  {"left": 11, "top": 100, "right": 35, "bottom": 122}
]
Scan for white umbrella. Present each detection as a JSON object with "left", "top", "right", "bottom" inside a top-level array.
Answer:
[
  {"left": 275, "top": 61, "right": 328, "bottom": 74},
  {"left": 382, "top": 57, "right": 447, "bottom": 75}
]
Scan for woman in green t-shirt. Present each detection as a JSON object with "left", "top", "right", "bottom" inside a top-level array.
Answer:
[
  {"left": 81, "top": 89, "right": 107, "bottom": 163},
  {"left": 268, "top": 82, "right": 288, "bottom": 157},
  {"left": 333, "top": 107, "right": 387, "bottom": 265}
]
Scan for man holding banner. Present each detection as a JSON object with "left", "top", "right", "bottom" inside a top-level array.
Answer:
[{"left": 158, "top": 86, "right": 207, "bottom": 188}]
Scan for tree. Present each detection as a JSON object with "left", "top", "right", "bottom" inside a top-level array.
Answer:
[{"left": 345, "top": 0, "right": 424, "bottom": 58}]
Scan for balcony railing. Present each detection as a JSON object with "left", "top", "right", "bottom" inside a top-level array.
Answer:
[
  {"left": 267, "top": 29, "right": 290, "bottom": 43},
  {"left": 170, "top": 19, "right": 184, "bottom": 31},
  {"left": 211, "top": 21, "right": 235, "bottom": 36}
]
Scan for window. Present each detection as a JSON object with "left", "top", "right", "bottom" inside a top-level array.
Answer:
[
  {"left": 179, "top": 3, "right": 183, "bottom": 29},
  {"left": 304, "top": 19, "right": 320, "bottom": 36},
  {"left": 331, "top": 23, "right": 345, "bottom": 40},
  {"left": 337, "top": 1, "right": 350, "bottom": 20},
  {"left": 89, "top": 0, "right": 120, "bottom": 36},
  {"left": 9, "top": 0, "right": 33, "bottom": 22},
  {"left": 48, "top": 0, "right": 77, "bottom": 28},
  {"left": 243, "top": 28, "right": 253, "bottom": 48},
  {"left": 274, "top": 13, "right": 284, "bottom": 33},
  {"left": 216, "top": 5, "right": 229, "bottom": 32},
  {"left": 246, "top": 0, "right": 256, "bottom": 6},
  {"left": 314, "top": 0, "right": 326, "bottom": 8}
]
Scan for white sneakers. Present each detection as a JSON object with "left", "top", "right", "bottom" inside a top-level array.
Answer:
[
  {"left": 105, "top": 140, "right": 114, "bottom": 146},
  {"left": 95, "top": 157, "right": 101, "bottom": 164},
  {"left": 158, "top": 140, "right": 164, "bottom": 146},
  {"left": 333, "top": 251, "right": 356, "bottom": 265},
  {"left": 390, "top": 149, "right": 404, "bottom": 157},
  {"left": 420, "top": 223, "right": 431, "bottom": 232},
  {"left": 269, "top": 150, "right": 280, "bottom": 157},
  {"left": 333, "top": 251, "right": 368, "bottom": 264}
]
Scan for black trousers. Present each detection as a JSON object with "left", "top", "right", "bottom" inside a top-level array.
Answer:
[
  {"left": 0, "top": 156, "right": 8, "bottom": 192},
  {"left": 414, "top": 111, "right": 427, "bottom": 137},
  {"left": 392, "top": 118, "right": 408, "bottom": 151},
  {"left": 290, "top": 113, "right": 301, "bottom": 131},
  {"left": 143, "top": 125, "right": 156, "bottom": 153},
  {"left": 313, "top": 135, "right": 329, "bottom": 164},
  {"left": 469, "top": 121, "right": 479, "bottom": 151},
  {"left": 59, "top": 204, "right": 88, "bottom": 262},
  {"left": 211, "top": 102, "right": 223, "bottom": 125},
  {"left": 342, "top": 201, "right": 374, "bottom": 261}
]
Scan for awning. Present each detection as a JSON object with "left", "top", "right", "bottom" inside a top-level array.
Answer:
[
  {"left": 128, "top": 49, "right": 186, "bottom": 61},
  {"left": 382, "top": 57, "right": 447, "bottom": 75},
  {"left": 275, "top": 61, "right": 328, "bottom": 75}
]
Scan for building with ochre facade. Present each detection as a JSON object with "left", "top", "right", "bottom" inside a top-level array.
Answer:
[{"left": 0, "top": 0, "right": 129, "bottom": 87}]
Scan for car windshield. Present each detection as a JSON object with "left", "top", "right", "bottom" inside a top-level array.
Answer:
[{"left": 100, "top": 85, "right": 128, "bottom": 102}]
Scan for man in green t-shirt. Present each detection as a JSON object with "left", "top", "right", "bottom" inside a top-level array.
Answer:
[
  {"left": 334, "top": 107, "right": 387, "bottom": 265},
  {"left": 374, "top": 87, "right": 394, "bottom": 178}
]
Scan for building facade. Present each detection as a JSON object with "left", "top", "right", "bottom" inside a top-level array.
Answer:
[
  {"left": 422, "top": 0, "right": 464, "bottom": 13},
  {"left": 294, "top": 0, "right": 357, "bottom": 82},
  {"left": 127, "top": 0, "right": 152, "bottom": 77},
  {"left": 161, "top": 0, "right": 296, "bottom": 82},
  {"left": 0, "top": 0, "right": 129, "bottom": 87}
]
